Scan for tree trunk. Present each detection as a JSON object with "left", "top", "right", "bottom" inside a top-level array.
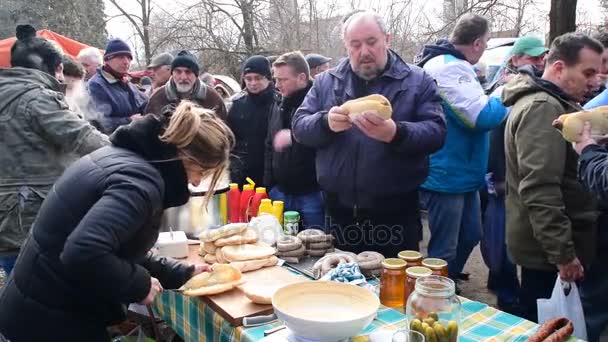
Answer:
[
  {"left": 141, "top": 0, "right": 151, "bottom": 64},
  {"left": 549, "top": 0, "right": 577, "bottom": 44}
]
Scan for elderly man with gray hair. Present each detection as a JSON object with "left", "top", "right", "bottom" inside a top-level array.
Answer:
[
  {"left": 77, "top": 47, "right": 103, "bottom": 81},
  {"left": 292, "top": 11, "right": 446, "bottom": 255}
]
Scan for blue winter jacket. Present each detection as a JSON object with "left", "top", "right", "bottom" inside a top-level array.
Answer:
[
  {"left": 419, "top": 40, "right": 507, "bottom": 193},
  {"left": 88, "top": 68, "right": 148, "bottom": 134},
  {"left": 292, "top": 50, "right": 446, "bottom": 209}
]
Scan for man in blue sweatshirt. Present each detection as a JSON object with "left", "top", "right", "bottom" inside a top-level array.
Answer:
[{"left": 418, "top": 13, "right": 507, "bottom": 280}]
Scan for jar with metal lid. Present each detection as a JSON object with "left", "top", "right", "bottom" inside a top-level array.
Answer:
[
  {"left": 379, "top": 258, "right": 407, "bottom": 308},
  {"left": 405, "top": 266, "right": 432, "bottom": 304},
  {"left": 407, "top": 276, "right": 461, "bottom": 342},
  {"left": 422, "top": 258, "right": 449, "bottom": 277},
  {"left": 398, "top": 250, "right": 423, "bottom": 268}
]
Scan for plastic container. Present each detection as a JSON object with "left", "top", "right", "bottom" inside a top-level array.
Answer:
[
  {"left": 422, "top": 258, "right": 449, "bottom": 277},
  {"left": 155, "top": 231, "right": 189, "bottom": 259},
  {"left": 219, "top": 192, "right": 228, "bottom": 225},
  {"left": 257, "top": 199, "right": 274, "bottom": 216},
  {"left": 239, "top": 182, "right": 255, "bottom": 223},
  {"left": 405, "top": 266, "right": 433, "bottom": 304},
  {"left": 379, "top": 258, "right": 407, "bottom": 308},
  {"left": 250, "top": 187, "right": 268, "bottom": 219},
  {"left": 398, "top": 250, "right": 423, "bottom": 269},
  {"left": 227, "top": 183, "right": 241, "bottom": 223},
  {"left": 283, "top": 211, "right": 300, "bottom": 236},
  {"left": 272, "top": 201, "right": 284, "bottom": 225},
  {"left": 406, "top": 276, "right": 461, "bottom": 342}
]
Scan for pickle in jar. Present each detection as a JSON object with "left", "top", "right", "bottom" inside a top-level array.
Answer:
[
  {"left": 433, "top": 322, "right": 449, "bottom": 342},
  {"left": 424, "top": 326, "right": 438, "bottom": 342},
  {"left": 410, "top": 319, "right": 423, "bottom": 333},
  {"left": 446, "top": 320, "right": 458, "bottom": 342}
]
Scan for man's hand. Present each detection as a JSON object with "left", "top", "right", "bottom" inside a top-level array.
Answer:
[
  {"left": 352, "top": 111, "right": 397, "bottom": 143},
  {"left": 191, "top": 263, "right": 211, "bottom": 276},
  {"left": 557, "top": 257, "right": 584, "bottom": 282},
  {"left": 273, "top": 129, "right": 292, "bottom": 151},
  {"left": 130, "top": 113, "right": 143, "bottom": 120},
  {"left": 327, "top": 106, "right": 352, "bottom": 133},
  {"left": 574, "top": 121, "right": 599, "bottom": 155},
  {"left": 139, "top": 277, "right": 163, "bottom": 305}
]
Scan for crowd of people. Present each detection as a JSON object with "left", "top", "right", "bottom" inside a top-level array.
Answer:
[{"left": 0, "top": 8, "right": 607, "bottom": 341}]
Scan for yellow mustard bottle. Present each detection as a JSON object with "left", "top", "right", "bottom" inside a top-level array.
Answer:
[
  {"left": 257, "top": 199, "right": 274, "bottom": 216},
  {"left": 272, "top": 201, "right": 284, "bottom": 225}
]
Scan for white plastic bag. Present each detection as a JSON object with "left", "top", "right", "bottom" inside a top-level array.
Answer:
[{"left": 537, "top": 275, "right": 588, "bottom": 340}]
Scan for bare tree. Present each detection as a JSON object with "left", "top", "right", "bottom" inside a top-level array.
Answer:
[
  {"left": 107, "top": 0, "right": 153, "bottom": 64},
  {"left": 549, "top": 0, "right": 577, "bottom": 43}
]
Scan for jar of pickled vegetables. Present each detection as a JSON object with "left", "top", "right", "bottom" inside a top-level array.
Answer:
[
  {"left": 422, "top": 258, "right": 449, "bottom": 277},
  {"left": 406, "top": 276, "right": 461, "bottom": 342},
  {"left": 405, "top": 266, "right": 432, "bottom": 304},
  {"left": 379, "top": 258, "right": 407, "bottom": 308},
  {"left": 398, "top": 250, "right": 423, "bottom": 269}
]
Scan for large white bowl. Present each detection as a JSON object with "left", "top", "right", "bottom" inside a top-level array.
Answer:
[{"left": 272, "top": 281, "right": 380, "bottom": 341}]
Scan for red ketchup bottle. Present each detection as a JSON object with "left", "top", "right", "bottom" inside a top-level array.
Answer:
[
  {"left": 227, "top": 183, "right": 241, "bottom": 223},
  {"left": 239, "top": 178, "right": 256, "bottom": 223},
  {"left": 249, "top": 187, "right": 268, "bottom": 220}
]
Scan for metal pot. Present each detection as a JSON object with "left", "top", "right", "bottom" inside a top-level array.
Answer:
[{"left": 160, "top": 173, "right": 230, "bottom": 238}]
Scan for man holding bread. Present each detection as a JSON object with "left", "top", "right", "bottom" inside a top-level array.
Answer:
[{"left": 292, "top": 11, "right": 446, "bottom": 256}]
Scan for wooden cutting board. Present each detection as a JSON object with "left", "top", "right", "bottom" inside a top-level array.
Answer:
[{"left": 185, "top": 245, "right": 305, "bottom": 326}]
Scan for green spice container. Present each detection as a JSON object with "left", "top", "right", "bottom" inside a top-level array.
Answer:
[{"left": 283, "top": 211, "right": 300, "bottom": 236}]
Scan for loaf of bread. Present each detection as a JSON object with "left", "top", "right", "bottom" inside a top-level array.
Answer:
[
  {"left": 230, "top": 255, "right": 278, "bottom": 273},
  {"left": 179, "top": 264, "right": 244, "bottom": 296},
  {"left": 214, "top": 228, "right": 258, "bottom": 247},
  {"left": 199, "top": 223, "right": 248, "bottom": 242},
  {"left": 222, "top": 242, "right": 276, "bottom": 262},
  {"left": 552, "top": 106, "right": 608, "bottom": 142},
  {"left": 340, "top": 94, "right": 392, "bottom": 120}
]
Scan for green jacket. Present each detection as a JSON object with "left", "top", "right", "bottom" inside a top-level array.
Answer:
[
  {"left": 502, "top": 73, "right": 598, "bottom": 271},
  {"left": 0, "top": 68, "right": 109, "bottom": 252}
]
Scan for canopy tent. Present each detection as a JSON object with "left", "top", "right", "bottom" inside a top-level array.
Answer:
[{"left": 0, "top": 29, "right": 99, "bottom": 68}]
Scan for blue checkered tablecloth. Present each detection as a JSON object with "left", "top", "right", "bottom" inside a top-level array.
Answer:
[{"left": 153, "top": 285, "right": 579, "bottom": 342}]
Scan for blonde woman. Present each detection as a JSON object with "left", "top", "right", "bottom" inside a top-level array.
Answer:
[{"left": 0, "top": 101, "right": 235, "bottom": 342}]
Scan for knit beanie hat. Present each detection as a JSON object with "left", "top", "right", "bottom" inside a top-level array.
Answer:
[
  {"left": 242, "top": 55, "right": 271, "bottom": 80},
  {"left": 104, "top": 38, "right": 132, "bottom": 61},
  {"left": 171, "top": 50, "right": 200, "bottom": 75},
  {"left": 10, "top": 25, "right": 63, "bottom": 76}
]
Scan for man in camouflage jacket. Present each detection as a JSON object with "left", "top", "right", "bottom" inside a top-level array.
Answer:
[{"left": 0, "top": 67, "right": 109, "bottom": 274}]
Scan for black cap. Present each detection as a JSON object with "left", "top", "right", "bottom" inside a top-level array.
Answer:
[
  {"left": 305, "top": 53, "right": 332, "bottom": 69},
  {"left": 242, "top": 55, "right": 271, "bottom": 80},
  {"left": 171, "top": 50, "right": 200, "bottom": 75}
]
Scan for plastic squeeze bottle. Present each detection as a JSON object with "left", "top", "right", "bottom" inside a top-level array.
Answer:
[
  {"left": 250, "top": 187, "right": 268, "bottom": 219},
  {"left": 239, "top": 178, "right": 256, "bottom": 222},
  {"left": 257, "top": 199, "right": 274, "bottom": 216},
  {"left": 227, "top": 183, "right": 241, "bottom": 223},
  {"left": 272, "top": 201, "right": 284, "bottom": 225}
]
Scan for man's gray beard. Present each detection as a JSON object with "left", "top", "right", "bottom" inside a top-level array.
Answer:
[
  {"left": 355, "top": 67, "right": 382, "bottom": 81},
  {"left": 176, "top": 83, "right": 193, "bottom": 94}
]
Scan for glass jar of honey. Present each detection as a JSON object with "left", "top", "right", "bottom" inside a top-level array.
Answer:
[
  {"left": 379, "top": 258, "right": 407, "bottom": 308},
  {"left": 398, "top": 250, "right": 423, "bottom": 268},
  {"left": 405, "top": 266, "right": 432, "bottom": 304},
  {"left": 422, "top": 258, "right": 449, "bottom": 277},
  {"left": 406, "top": 276, "right": 461, "bottom": 342}
]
